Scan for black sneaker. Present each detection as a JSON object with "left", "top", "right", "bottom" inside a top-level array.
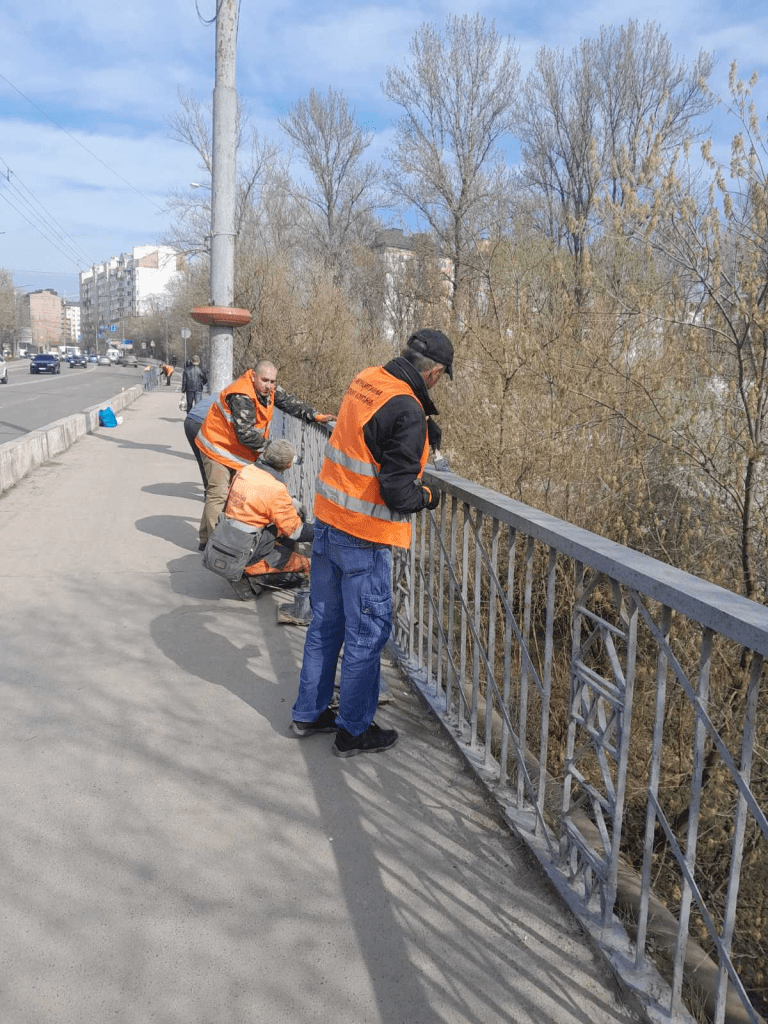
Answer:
[
  {"left": 229, "top": 578, "right": 262, "bottom": 600},
  {"left": 290, "top": 707, "right": 338, "bottom": 737},
  {"left": 332, "top": 721, "right": 398, "bottom": 758}
]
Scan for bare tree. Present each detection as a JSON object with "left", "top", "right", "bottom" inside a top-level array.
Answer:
[
  {"left": 164, "top": 91, "right": 282, "bottom": 259},
  {"left": 0, "top": 268, "right": 17, "bottom": 352},
  {"left": 278, "top": 87, "right": 381, "bottom": 280},
  {"left": 383, "top": 13, "right": 520, "bottom": 318},
  {"left": 517, "top": 20, "right": 714, "bottom": 305}
]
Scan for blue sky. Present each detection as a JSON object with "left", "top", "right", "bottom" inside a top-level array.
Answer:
[{"left": 0, "top": 0, "right": 766, "bottom": 300}]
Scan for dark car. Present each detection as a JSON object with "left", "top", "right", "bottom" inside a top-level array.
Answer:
[
  {"left": 30, "top": 353, "right": 61, "bottom": 375},
  {"left": 68, "top": 353, "right": 88, "bottom": 368}
]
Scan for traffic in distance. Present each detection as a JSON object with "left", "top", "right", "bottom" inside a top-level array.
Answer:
[{"left": 0, "top": 352, "right": 154, "bottom": 445}]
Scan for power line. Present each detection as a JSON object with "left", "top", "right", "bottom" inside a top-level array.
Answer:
[
  {"left": 0, "top": 70, "right": 166, "bottom": 213},
  {"left": 0, "top": 188, "right": 85, "bottom": 270},
  {"left": 0, "top": 159, "right": 94, "bottom": 267}
]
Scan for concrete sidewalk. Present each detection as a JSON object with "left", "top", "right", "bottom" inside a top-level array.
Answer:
[{"left": 0, "top": 387, "right": 642, "bottom": 1024}]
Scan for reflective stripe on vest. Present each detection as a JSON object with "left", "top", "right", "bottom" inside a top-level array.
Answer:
[
  {"left": 315, "top": 477, "right": 410, "bottom": 522},
  {"left": 322, "top": 442, "right": 378, "bottom": 477},
  {"left": 314, "top": 365, "right": 429, "bottom": 547}
]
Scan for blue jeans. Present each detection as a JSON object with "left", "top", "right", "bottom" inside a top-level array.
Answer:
[{"left": 292, "top": 520, "right": 393, "bottom": 736}]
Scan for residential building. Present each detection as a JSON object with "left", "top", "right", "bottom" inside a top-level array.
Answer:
[
  {"left": 371, "top": 229, "right": 453, "bottom": 342},
  {"left": 79, "top": 245, "right": 183, "bottom": 349},
  {"left": 63, "top": 301, "right": 81, "bottom": 345},
  {"left": 20, "top": 289, "right": 63, "bottom": 352}
]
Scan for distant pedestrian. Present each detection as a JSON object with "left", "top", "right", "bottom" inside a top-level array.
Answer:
[
  {"left": 181, "top": 355, "right": 208, "bottom": 411},
  {"left": 162, "top": 363, "right": 174, "bottom": 387}
]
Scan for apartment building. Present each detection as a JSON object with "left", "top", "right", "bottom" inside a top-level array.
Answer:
[
  {"left": 79, "top": 245, "right": 183, "bottom": 349},
  {"left": 63, "top": 301, "right": 81, "bottom": 344},
  {"left": 371, "top": 229, "right": 454, "bottom": 342},
  {"left": 20, "top": 288, "right": 63, "bottom": 352}
]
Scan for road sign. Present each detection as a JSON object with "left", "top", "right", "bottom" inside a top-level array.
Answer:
[{"left": 180, "top": 329, "right": 191, "bottom": 339}]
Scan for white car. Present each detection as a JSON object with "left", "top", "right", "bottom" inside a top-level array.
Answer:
[{"left": 0, "top": 354, "right": 7, "bottom": 384}]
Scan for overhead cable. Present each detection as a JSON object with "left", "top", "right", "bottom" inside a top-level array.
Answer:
[{"left": 0, "top": 71, "right": 165, "bottom": 213}]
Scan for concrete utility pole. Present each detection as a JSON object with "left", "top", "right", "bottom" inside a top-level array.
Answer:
[
  {"left": 208, "top": 0, "right": 239, "bottom": 394},
  {"left": 190, "top": 0, "right": 251, "bottom": 384}
]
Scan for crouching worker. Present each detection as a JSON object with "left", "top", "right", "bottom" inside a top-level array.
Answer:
[{"left": 223, "top": 438, "right": 313, "bottom": 600}]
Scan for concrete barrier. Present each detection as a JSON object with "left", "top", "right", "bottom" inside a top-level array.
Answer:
[{"left": 0, "top": 383, "right": 145, "bottom": 495}]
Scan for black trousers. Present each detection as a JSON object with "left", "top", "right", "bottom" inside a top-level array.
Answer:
[{"left": 183, "top": 417, "right": 207, "bottom": 489}]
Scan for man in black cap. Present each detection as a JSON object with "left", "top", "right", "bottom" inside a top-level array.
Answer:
[{"left": 291, "top": 327, "right": 453, "bottom": 757}]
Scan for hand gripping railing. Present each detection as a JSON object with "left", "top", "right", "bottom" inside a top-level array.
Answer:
[{"left": 276, "top": 411, "right": 768, "bottom": 1024}]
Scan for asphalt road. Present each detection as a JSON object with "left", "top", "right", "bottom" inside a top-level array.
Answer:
[{"left": 0, "top": 359, "right": 151, "bottom": 444}]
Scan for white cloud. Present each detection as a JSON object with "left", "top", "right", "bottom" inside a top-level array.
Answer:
[{"left": 1, "top": 0, "right": 767, "bottom": 298}]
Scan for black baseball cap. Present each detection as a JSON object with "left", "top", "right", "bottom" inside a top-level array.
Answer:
[{"left": 407, "top": 329, "right": 454, "bottom": 380}]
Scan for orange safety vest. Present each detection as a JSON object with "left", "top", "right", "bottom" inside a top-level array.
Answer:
[
  {"left": 196, "top": 370, "right": 274, "bottom": 471},
  {"left": 314, "top": 365, "right": 429, "bottom": 548}
]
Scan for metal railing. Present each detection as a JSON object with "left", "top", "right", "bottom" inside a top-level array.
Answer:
[{"left": 273, "top": 410, "right": 767, "bottom": 1024}]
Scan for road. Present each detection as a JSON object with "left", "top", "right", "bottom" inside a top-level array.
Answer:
[{"left": 0, "top": 359, "right": 154, "bottom": 444}]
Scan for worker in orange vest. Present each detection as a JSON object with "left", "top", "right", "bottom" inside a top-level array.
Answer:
[
  {"left": 223, "top": 439, "right": 314, "bottom": 600},
  {"left": 291, "top": 329, "right": 453, "bottom": 757}
]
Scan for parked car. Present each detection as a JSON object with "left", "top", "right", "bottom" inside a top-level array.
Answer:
[
  {"left": 30, "top": 353, "right": 60, "bottom": 375},
  {"left": 68, "top": 353, "right": 88, "bottom": 368},
  {"left": 0, "top": 354, "right": 7, "bottom": 384},
  {"left": 97, "top": 356, "right": 111, "bottom": 366}
]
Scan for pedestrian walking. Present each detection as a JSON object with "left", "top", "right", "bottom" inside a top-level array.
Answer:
[{"left": 181, "top": 355, "right": 208, "bottom": 411}]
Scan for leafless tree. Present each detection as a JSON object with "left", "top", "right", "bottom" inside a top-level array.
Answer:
[
  {"left": 278, "top": 87, "right": 382, "bottom": 281},
  {"left": 383, "top": 13, "right": 520, "bottom": 319},
  {"left": 517, "top": 20, "right": 714, "bottom": 305},
  {"left": 0, "top": 268, "right": 17, "bottom": 350},
  {"left": 164, "top": 90, "right": 282, "bottom": 259}
]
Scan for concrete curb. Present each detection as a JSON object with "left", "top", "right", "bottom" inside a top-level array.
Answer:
[{"left": 0, "top": 382, "right": 145, "bottom": 495}]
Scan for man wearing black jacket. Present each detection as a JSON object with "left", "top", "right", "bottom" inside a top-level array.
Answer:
[
  {"left": 181, "top": 355, "right": 208, "bottom": 411},
  {"left": 291, "top": 328, "right": 453, "bottom": 757}
]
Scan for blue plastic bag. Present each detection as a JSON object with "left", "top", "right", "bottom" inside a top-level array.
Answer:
[{"left": 99, "top": 407, "right": 118, "bottom": 428}]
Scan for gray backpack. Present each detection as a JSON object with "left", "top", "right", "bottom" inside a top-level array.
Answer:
[{"left": 202, "top": 514, "right": 274, "bottom": 582}]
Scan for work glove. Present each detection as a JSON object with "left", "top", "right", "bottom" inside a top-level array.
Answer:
[
  {"left": 314, "top": 413, "right": 335, "bottom": 423},
  {"left": 421, "top": 484, "right": 441, "bottom": 511},
  {"left": 426, "top": 418, "right": 441, "bottom": 450},
  {"left": 292, "top": 498, "right": 308, "bottom": 521}
]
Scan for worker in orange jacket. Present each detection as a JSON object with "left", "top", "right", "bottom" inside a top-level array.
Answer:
[{"left": 223, "top": 438, "right": 314, "bottom": 600}]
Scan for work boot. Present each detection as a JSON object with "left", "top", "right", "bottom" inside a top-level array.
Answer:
[
  {"left": 261, "top": 571, "right": 308, "bottom": 591},
  {"left": 290, "top": 707, "right": 338, "bottom": 737},
  {"left": 332, "top": 721, "right": 398, "bottom": 758},
  {"left": 229, "top": 577, "right": 262, "bottom": 601}
]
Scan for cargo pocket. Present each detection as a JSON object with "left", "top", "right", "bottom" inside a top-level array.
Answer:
[{"left": 356, "top": 593, "right": 393, "bottom": 650}]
